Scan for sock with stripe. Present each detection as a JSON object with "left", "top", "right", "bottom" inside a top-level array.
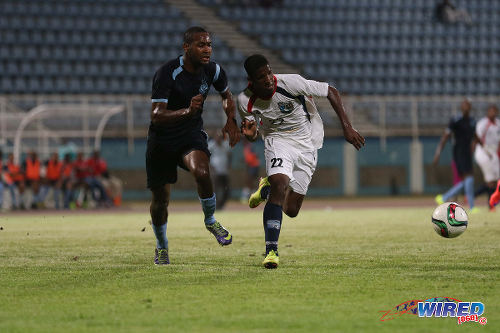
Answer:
[{"left": 263, "top": 202, "right": 282, "bottom": 255}]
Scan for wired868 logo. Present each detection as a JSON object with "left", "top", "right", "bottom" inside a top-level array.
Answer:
[{"left": 380, "top": 297, "right": 487, "bottom": 326}]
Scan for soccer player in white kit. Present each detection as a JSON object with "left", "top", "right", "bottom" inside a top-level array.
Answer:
[
  {"left": 238, "top": 55, "right": 365, "bottom": 268},
  {"left": 473, "top": 105, "right": 500, "bottom": 210}
]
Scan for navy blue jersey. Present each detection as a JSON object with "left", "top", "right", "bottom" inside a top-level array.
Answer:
[
  {"left": 448, "top": 115, "right": 475, "bottom": 152},
  {"left": 149, "top": 55, "right": 228, "bottom": 143}
]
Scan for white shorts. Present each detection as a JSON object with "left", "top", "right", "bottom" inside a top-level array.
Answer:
[
  {"left": 474, "top": 146, "right": 500, "bottom": 182},
  {"left": 264, "top": 136, "right": 317, "bottom": 195}
]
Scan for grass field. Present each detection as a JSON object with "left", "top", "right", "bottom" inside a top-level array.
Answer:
[{"left": 0, "top": 203, "right": 498, "bottom": 332}]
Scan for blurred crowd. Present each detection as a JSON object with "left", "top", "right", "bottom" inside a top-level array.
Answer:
[{"left": 0, "top": 149, "right": 122, "bottom": 211}]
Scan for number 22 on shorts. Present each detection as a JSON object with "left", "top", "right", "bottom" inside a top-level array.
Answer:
[{"left": 270, "top": 158, "right": 283, "bottom": 168}]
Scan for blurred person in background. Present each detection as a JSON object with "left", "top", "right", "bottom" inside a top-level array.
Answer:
[
  {"left": 58, "top": 139, "right": 77, "bottom": 161},
  {"left": 208, "top": 132, "right": 232, "bottom": 210},
  {"left": 240, "top": 138, "right": 260, "bottom": 203},
  {"left": 6, "top": 153, "right": 24, "bottom": 209},
  {"left": 40, "top": 153, "right": 63, "bottom": 209},
  {"left": 0, "top": 150, "right": 18, "bottom": 211},
  {"left": 435, "top": 0, "right": 472, "bottom": 25},
  {"left": 73, "top": 152, "right": 90, "bottom": 208},
  {"left": 473, "top": 105, "right": 500, "bottom": 211},
  {"left": 433, "top": 98, "right": 476, "bottom": 212},
  {"left": 23, "top": 151, "right": 44, "bottom": 209},
  {"left": 86, "top": 150, "right": 112, "bottom": 207},
  {"left": 61, "top": 153, "right": 75, "bottom": 209}
]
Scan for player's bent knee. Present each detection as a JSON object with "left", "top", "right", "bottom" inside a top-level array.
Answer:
[{"left": 192, "top": 168, "right": 210, "bottom": 182}]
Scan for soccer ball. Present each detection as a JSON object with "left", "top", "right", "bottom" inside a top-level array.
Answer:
[{"left": 431, "top": 202, "right": 468, "bottom": 238}]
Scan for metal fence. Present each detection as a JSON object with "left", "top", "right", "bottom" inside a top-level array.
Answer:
[{"left": 1, "top": 94, "right": 498, "bottom": 157}]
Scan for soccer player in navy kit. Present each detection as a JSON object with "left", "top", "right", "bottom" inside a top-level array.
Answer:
[
  {"left": 147, "top": 27, "right": 240, "bottom": 265},
  {"left": 433, "top": 98, "right": 476, "bottom": 212}
]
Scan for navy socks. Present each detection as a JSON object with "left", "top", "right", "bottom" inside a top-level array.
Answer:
[{"left": 263, "top": 202, "right": 282, "bottom": 255}]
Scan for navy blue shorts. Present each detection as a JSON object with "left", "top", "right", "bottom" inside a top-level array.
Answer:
[
  {"left": 146, "top": 130, "right": 210, "bottom": 188},
  {"left": 453, "top": 147, "right": 473, "bottom": 175}
]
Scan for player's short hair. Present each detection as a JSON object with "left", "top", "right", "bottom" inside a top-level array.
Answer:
[
  {"left": 183, "top": 26, "right": 209, "bottom": 44},
  {"left": 244, "top": 54, "right": 269, "bottom": 77}
]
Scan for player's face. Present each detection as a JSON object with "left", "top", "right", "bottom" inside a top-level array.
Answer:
[
  {"left": 461, "top": 100, "right": 471, "bottom": 115},
  {"left": 185, "top": 32, "right": 212, "bottom": 65},
  {"left": 487, "top": 106, "right": 498, "bottom": 119},
  {"left": 250, "top": 64, "right": 274, "bottom": 96}
]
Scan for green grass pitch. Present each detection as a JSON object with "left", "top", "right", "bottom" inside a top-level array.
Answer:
[{"left": 0, "top": 205, "right": 498, "bottom": 332}]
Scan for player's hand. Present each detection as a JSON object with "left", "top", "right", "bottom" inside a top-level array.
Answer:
[
  {"left": 188, "top": 94, "right": 204, "bottom": 115},
  {"left": 222, "top": 117, "right": 240, "bottom": 147},
  {"left": 241, "top": 119, "right": 257, "bottom": 139},
  {"left": 343, "top": 126, "right": 365, "bottom": 150}
]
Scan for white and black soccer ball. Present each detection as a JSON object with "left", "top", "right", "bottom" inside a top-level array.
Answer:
[{"left": 431, "top": 202, "right": 468, "bottom": 238}]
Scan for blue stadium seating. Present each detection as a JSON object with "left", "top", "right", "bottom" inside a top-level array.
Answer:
[
  {"left": 1, "top": 0, "right": 498, "bottom": 98},
  {"left": 0, "top": 0, "right": 247, "bottom": 95},
  {"left": 211, "top": 0, "right": 499, "bottom": 95}
]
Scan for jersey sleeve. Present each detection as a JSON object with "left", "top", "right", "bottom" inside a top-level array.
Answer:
[
  {"left": 212, "top": 63, "right": 229, "bottom": 93},
  {"left": 475, "top": 118, "right": 486, "bottom": 138},
  {"left": 281, "top": 74, "right": 329, "bottom": 97},
  {"left": 237, "top": 93, "right": 256, "bottom": 122},
  {"left": 151, "top": 66, "right": 173, "bottom": 103}
]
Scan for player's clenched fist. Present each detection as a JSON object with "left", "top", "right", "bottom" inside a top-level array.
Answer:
[
  {"left": 241, "top": 119, "right": 258, "bottom": 140},
  {"left": 189, "top": 94, "right": 204, "bottom": 114}
]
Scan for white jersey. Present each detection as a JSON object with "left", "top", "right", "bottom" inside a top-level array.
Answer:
[
  {"left": 237, "top": 74, "right": 329, "bottom": 150},
  {"left": 208, "top": 139, "right": 231, "bottom": 175},
  {"left": 476, "top": 117, "right": 500, "bottom": 153}
]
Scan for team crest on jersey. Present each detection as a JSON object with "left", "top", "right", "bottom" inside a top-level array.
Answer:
[
  {"left": 199, "top": 79, "right": 209, "bottom": 95},
  {"left": 278, "top": 101, "right": 294, "bottom": 113}
]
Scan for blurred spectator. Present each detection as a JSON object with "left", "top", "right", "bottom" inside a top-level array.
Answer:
[
  {"left": 61, "top": 153, "right": 75, "bottom": 209},
  {"left": 87, "top": 150, "right": 120, "bottom": 206},
  {"left": 240, "top": 138, "right": 260, "bottom": 203},
  {"left": 58, "top": 139, "right": 78, "bottom": 161},
  {"left": 435, "top": 0, "right": 472, "bottom": 25},
  {"left": 23, "top": 151, "right": 44, "bottom": 209},
  {"left": 74, "top": 151, "right": 110, "bottom": 208},
  {"left": 86, "top": 151, "right": 112, "bottom": 207},
  {"left": 73, "top": 152, "right": 91, "bottom": 208},
  {"left": 1, "top": 150, "right": 18, "bottom": 211},
  {"left": 6, "top": 153, "right": 24, "bottom": 209},
  {"left": 40, "top": 153, "right": 63, "bottom": 209},
  {"left": 208, "top": 133, "right": 232, "bottom": 210}
]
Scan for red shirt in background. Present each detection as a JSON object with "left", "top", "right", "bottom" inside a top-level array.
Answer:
[
  {"left": 74, "top": 158, "right": 89, "bottom": 180},
  {"left": 86, "top": 158, "right": 107, "bottom": 177}
]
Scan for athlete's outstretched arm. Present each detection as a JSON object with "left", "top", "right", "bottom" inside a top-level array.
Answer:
[
  {"left": 220, "top": 90, "right": 240, "bottom": 147},
  {"left": 433, "top": 131, "right": 451, "bottom": 165},
  {"left": 150, "top": 95, "right": 203, "bottom": 126},
  {"left": 326, "top": 86, "right": 365, "bottom": 150}
]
